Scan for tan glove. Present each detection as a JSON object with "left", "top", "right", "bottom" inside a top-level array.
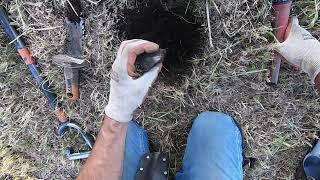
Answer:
[
  {"left": 105, "top": 40, "right": 161, "bottom": 123},
  {"left": 275, "top": 16, "right": 320, "bottom": 83}
]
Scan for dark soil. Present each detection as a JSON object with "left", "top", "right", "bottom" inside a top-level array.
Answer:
[{"left": 116, "top": 0, "right": 203, "bottom": 81}]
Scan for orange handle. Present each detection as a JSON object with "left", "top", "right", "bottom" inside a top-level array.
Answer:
[
  {"left": 64, "top": 68, "right": 80, "bottom": 101},
  {"left": 54, "top": 107, "right": 69, "bottom": 123},
  {"left": 69, "top": 84, "right": 80, "bottom": 100},
  {"left": 17, "top": 48, "right": 36, "bottom": 65}
]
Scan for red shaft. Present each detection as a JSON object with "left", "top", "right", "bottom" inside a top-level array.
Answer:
[{"left": 270, "top": 1, "right": 292, "bottom": 84}]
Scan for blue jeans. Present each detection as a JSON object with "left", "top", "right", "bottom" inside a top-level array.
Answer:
[{"left": 122, "top": 112, "right": 244, "bottom": 180}]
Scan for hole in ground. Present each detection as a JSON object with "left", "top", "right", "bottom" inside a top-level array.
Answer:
[{"left": 115, "top": 0, "right": 203, "bottom": 82}]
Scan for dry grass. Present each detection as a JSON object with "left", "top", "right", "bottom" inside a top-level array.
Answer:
[
  {"left": 0, "top": 146, "right": 36, "bottom": 179},
  {"left": 0, "top": 0, "right": 319, "bottom": 179}
]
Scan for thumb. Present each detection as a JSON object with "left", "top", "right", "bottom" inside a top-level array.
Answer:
[
  {"left": 135, "top": 65, "right": 161, "bottom": 88},
  {"left": 273, "top": 41, "right": 286, "bottom": 55},
  {"left": 273, "top": 16, "right": 299, "bottom": 55},
  {"left": 283, "top": 16, "right": 306, "bottom": 42}
]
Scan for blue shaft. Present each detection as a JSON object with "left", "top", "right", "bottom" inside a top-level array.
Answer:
[
  {"left": 27, "top": 64, "right": 58, "bottom": 110},
  {"left": 0, "top": 6, "right": 58, "bottom": 111},
  {"left": 0, "top": 6, "right": 25, "bottom": 49}
]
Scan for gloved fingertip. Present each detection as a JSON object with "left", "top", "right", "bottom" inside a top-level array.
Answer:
[
  {"left": 144, "top": 42, "right": 160, "bottom": 53},
  {"left": 271, "top": 42, "right": 282, "bottom": 51},
  {"left": 288, "top": 16, "right": 303, "bottom": 35},
  {"left": 136, "top": 65, "right": 161, "bottom": 84},
  {"left": 282, "top": 16, "right": 302, "bottom": 42},
  {"left": 291, "top": 16, "right": 299, "bottom": 26}
]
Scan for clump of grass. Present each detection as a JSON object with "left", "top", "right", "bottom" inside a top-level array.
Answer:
[{"left": 295, "top": 0, "right": 320, "bottom": 29}]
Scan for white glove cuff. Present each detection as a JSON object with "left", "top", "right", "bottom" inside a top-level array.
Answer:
[{"left": 105, "top": 104, "right": 133, "bottom": 123}]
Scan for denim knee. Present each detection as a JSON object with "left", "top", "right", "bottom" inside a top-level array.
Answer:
[
  {"left": 175, "top": 112, "right": 244, "bottom": 180},
  {"left": 193, "top": 112, "right": 239, "bottom": 132}
]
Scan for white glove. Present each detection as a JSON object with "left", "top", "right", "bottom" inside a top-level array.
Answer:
[
  {"left": 105, "top": 40, "right": 161, "bottom": 123},
  {"left": 275, "top": 16, "right": 320, "bottom": 82}
]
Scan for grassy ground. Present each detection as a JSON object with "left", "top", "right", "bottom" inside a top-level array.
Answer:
[{"left": 0, "top": 0, "right": 319, "bottom": 179}]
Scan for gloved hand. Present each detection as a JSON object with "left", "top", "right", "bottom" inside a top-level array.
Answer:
[
  {"left": 275, "top": 16, "right": 320, "bottom": 83},
  {"left": 105, "top": 39, "right": 161, "bottom": 123}
]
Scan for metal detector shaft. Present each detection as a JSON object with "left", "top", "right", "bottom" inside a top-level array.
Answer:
[
  {"left": 0, "top": 6, "right": 94, "bottom": 160},
  {"left": 0, "top": 5, "right": 59, "bottom": 111},
  {"left": 270, "top": 0, "right": 292, "bottom": 84}
]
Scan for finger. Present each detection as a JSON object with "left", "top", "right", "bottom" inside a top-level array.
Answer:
[
  {"left": 291, "top": 16, "right": 299, "bottom": 27},
  {"left": 116, "top": 39, "right": 140, "bottom": 59},
  {"left": 135, "top": 64, "right": 161, "bottom": 87},
  {"left": 113, "top": 39, "right": 147, "bottom": 77},
  {"left": 126, "top": 41, "right": 159, "bottom": 78},
  {"left": 128, "top": 68, "right": 140, "bottom": 79},
  {"left": 285, "top": 16, "right": 298, "bottom": 40},
  {"left": 282, "top": 16, "right": 309, "bottom": 42},
  {"left": 284, "top": 18, "right": 293, "bottom": 41},
  {"left": 129, "top": 62, "right": 163, "bottom": 80},
  {"left": 127, "top": 42, "right": 159, "bottom": 66},
  {"left": 275, "top": 17, "right": 297, "bottom": 53},
  {"left": 274, "top": 47, "right": 301, "bottom": 70}
]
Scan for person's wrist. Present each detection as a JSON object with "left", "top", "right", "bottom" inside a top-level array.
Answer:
[
  {"left": 104, "top": 104, "right": 133, "bottom": 123},
  {"left": 103, "top": 115, "right": 129, "bottom": 126},
  {"left": 100, "top": 115, "right": 128, "bottom": 137}
]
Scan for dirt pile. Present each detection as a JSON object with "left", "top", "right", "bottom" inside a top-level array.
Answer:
[{"left": 116, "top": 0, "right": 203, "bottom": 80}]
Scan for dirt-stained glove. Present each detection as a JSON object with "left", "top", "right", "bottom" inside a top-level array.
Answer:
[
  {"left": 275, "top": 16, "right": 320, "bottom": 83},
  {"left": 105, "top": 40, "right": 161, "bottom": 123}
]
